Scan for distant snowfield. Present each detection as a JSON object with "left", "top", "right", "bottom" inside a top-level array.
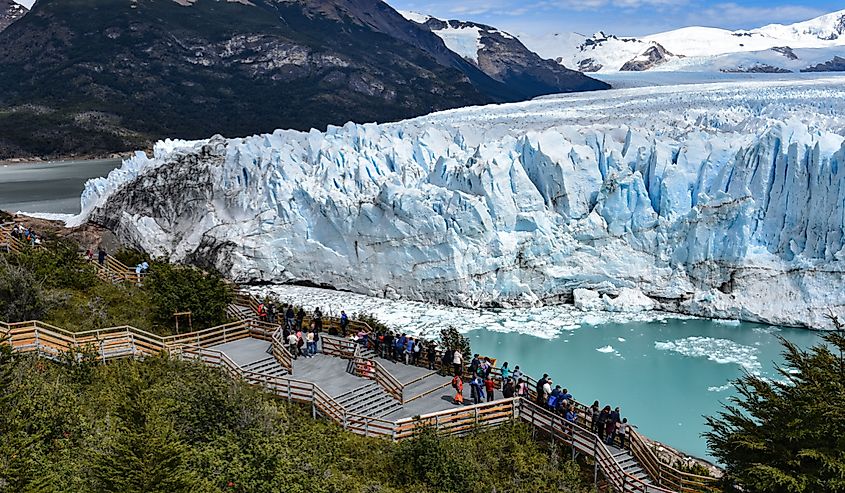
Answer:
[
  {"left": 74, "top": 74, "right": 845, "bottom": 329},
  {"left": 518, "top": 9, "right": 845, "bottom": 73}
]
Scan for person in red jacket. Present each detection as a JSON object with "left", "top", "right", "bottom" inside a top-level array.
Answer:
[{"left": 484, "top": 377, "right": 496, "bottom": 402}]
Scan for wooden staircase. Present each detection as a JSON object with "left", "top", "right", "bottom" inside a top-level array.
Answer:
[
  {"left": 242, "top": 356, "right": 289, "bottom": 378},
  {"left": 335, "top": 382, "right": 402, "bottom": 418}
]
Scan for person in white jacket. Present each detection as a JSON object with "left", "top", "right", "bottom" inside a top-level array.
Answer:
[{"left": 452, "top": 350, "right": 463, "bottom": 376}]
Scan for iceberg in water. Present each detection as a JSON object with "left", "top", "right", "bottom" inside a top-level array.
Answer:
[{"left": 74, "top": 77, "right": 845, "bottom": 329}]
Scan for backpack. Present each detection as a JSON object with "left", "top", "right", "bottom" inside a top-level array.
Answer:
[{"left": 548, "top": 395, "right": 560, "bottom": 409}]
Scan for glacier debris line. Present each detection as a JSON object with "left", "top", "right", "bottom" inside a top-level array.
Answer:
[{"left": 74, "top": 77, "right": 845, "bottom": 329}]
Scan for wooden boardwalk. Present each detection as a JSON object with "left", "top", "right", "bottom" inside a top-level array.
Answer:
[{"left": 210, "top": 337, "right": 458, "bottom": 419}]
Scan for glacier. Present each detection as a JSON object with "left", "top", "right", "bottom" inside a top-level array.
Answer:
[{"left": 74, "top": 76, "right": 845, "bottom": 329}]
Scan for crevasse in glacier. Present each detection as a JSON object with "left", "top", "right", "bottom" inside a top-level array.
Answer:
[{"left": 75, "top": 78, "right": 845, "bottom": 329}]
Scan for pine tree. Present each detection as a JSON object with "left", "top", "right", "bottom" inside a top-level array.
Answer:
[
  {"left": 0, "top": 345, "right": 40, "bottom": 490},
  {"left": 705, "top": 333, "right": 845, "bottom": 493},
  {"left": 92, "top": 377, "right": 202, "bottom": 493}
]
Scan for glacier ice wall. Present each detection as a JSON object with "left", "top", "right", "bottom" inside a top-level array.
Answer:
[{"left": 77, "top": 77, "right": 845, "bottom": 329}]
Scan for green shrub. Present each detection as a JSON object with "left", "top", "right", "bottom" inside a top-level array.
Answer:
[
  {"left": 112, "top": 248, "right": 151, "bottom": 269},
  {"left": 146, "top": 263, "right": 233, "bottom": 330},
  {"left": 12, "top": 239, "right": 98, "bottom": 291},
  {"left": 0, "top": 256, "right": 47, "bottom": 322}
]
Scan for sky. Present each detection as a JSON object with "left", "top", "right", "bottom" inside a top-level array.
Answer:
[
  {"left": 13, "top": 0, "right": 843, "bottom": 36},
  {"left": 386, "top": 0, "right": 844, "bottom": 36}
]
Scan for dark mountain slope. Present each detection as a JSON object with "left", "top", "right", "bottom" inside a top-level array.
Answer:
[
  {"left": 0, "top": 0, "right": 601, "bottom": 159},
  {"left": 0, "top": 0, "right": 26, "bottom": 33}
]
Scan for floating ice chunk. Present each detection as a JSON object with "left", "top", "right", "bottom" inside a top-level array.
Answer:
[
  {"left": 596, "top": 345, "right": 616, "bottom": 353},
  {"left": 708, "top": 384, "right": 732, "bottom": 392},
  {"left": 655, "top": 336, "right": 761, "bottom": 373}
]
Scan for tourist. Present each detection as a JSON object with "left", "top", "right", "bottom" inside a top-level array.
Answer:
[
  {"left": 536, "top": 374, "right": 549, "bottom": 405},
  {"left": 548, "top": 385, "right": 562, "bottom": 411},
  {"left": 588, "top": 401, "right": 601, "bottom": 433},
  {"left": 440, "top": 347, "right": 451, "bottom": 375},
  {"left": 502, "top": 378, "right": 515, "bottom": 398},
  {"left": 451, "top": 373, "right": 464, "bottom": 405},
  {"left": 257, "top": 302, "right": 267, "bottom": 321},
  {"left": 296, "top": 330, "right": 306, "bottom": 357},
  {"left": 313, "top": 328, "right": 321, "bottom": 355},
  {"left": 413, "top": 339, "right": 422, "bottom": 365},
  {"left": 469, "top": 354, "right": 481, "bottom": 378},
  {"left": 383, "top": 332, "right": 394, "bottom": 360},
  {"left": 560, "top": 388, "right": 573, "bottom": 407},
  {"left": 97, "top": 247, "right": 106, "bottom": 266},
  {"left": 470, "top": 375, "right": 485, "bottom": 404},
  {"left": 287, "top": 331, "right": 298, "bottom": 359},
  {"left": 484, "top": 376, "right": 496, "bottom": 402},
  {"left": 617, "top": 418, "right": 630, "bottom": 449},
  {"left": 500, "top": 361, "right": 510, "bottom": 382},
  {"left": 480, "top": 357, "right": 492, "bottom": 379},
  {"left": 285, "top": 306, "right": 295, "bottom": 330},
  {"left": 313, "top": 308, "right": 323, "bottom": 332},
  {"left": 511, "top": 365, "right": 523, "bottom": 383},
  {"left": 405, "top": 336, "right": 414, "bottom": 364},
  {"left": 427, "top": 342, "right": 437, "bottom": 370},
  {"left": 565, "top": 405, "right": 578, "bottom": 424},
  {"left": 606, "top": 407, "right": 621, "bottom": 445},
  {"left": 596, "top": 406, "right": 611, "bottom": 442},
  {"left": 516, "top": 378, "right": 528, "bottom": 397},
  {"left": 452, "top": 349, "right": 463, "bottom": 376},
  {"left": 295, "top": 308, "right": 305, "bottom": 331},
  {"left": 306, "top": 329, "right": 316, "bottom": 357},
  {"left": 85, "top": 248, "right": 94, "bottom": 261},
  {"left": 340, "top": 310, "right": 349, "bottom": 335},
  {"left": 395, "top": 334, "right": 406, "bottom": 361}
]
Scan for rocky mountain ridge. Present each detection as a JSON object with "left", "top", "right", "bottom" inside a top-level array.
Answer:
[
  {"left": 0, "top": 0, "right": 26, "bottom": 32},
  {"left": 0, "top": 0, "right": 607, "bottom": 159},
  {"left": 401, "top": 11, "right": 605, "bottom": 96}
]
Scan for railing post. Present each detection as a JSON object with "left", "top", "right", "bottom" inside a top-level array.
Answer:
[
  {"left": 343, "top": 412, "right": 348, "bottom": 430},
  {"left": 593, "top": 436, "right": 599, "bottom": 486},
  {"left": 474, "top": 406, "right": 479, "bottom": 426}
]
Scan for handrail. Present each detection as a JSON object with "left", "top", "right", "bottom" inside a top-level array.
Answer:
[{"left": 351, "top": 356, "right": 404, "bottom": 403}]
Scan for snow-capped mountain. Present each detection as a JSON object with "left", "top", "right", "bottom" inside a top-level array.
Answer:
[
  {"left": 520, "top": 9, "right": 845, "bottom": 73},
  {"left": 399, "top": 11, "right": 606, "bottom": 96},
  {"left": 74, "top": 76, "right": 845, "bottom": 330},
  {"left": 0, "top": 0, "right": 27, "bottom": 33}
]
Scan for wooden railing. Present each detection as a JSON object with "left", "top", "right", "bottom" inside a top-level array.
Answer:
[
  {"left": 321, "top": 334, "right": 359, "bottom": 358},
  {"left": 351, "top": 356, "right": 404, "bottom": 403},
  {"left": 270, "top": 328, "right": 294, "bottom": 374},
  {"left": 394, "top": 398, "right": 517, "bottom": 439},
  {"left": 93, "top": 254, "right": 143, "bottom": 284},
  {"left": 0, "top": 319, "right": 719, "bottom": 492}
]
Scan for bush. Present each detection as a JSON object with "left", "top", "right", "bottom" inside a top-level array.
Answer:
[
  {"left": 0, "top": 257, "right": 47, "bottom": 322},
  {"left": 112, "top": 248, "right": 151, "bottom": 269},
  {"left": 12, "top": 239, "right": 98, "bottom": 291},
  {"left": 146, "top": 263, "right": 233, "bottom": 331}
]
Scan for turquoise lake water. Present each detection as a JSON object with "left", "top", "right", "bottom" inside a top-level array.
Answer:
[{"left": 466, "top": 319, "right": 822, "bottom": 462}]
